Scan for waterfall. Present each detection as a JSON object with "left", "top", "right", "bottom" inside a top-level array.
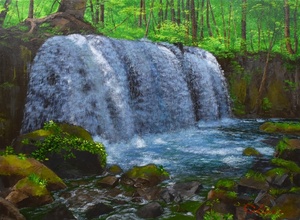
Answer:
[{"left": 21, "top": 34, "right": 231, "bottom": 141}]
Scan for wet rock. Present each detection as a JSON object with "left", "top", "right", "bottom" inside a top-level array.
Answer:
[
  {"left": 172, "top": 181, "right": 202, "bottom": 198},
  {"left": 121, "top": 164, "right": 169, "bottom": 187},
  {"left": 0, "top": 197, "right": 26, "bottom": 220},
  {"left": 160, "top": 189, "right": 182, "bottom": 203},
  {"left": 136, "top": 202, "right": 164, "bottom": 219},
  {"left": 40, "top": 203, "right": 76, "bottom": 220},
  {"left": 243, "top": 147, "right": 261, "bottom": 156},
  {"left": 85, "top": 203, "right": 114, "bottom": 219},
  {"left": 136, "top": 186, "right": 161, "bottom": 200},
  {"left": 107, "top": 165, "right": 123, "bottom": 175},
  {"left": 97, "top": 175, "right": 119, "bottom": 188}
]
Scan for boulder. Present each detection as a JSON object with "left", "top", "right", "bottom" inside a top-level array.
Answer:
[
  {"left": 13, "top": 122, "right": 106, "bottom": 179},
  {"left": 121, "top": 164, "right": 169, "bottom": 188},
  {"left": 0, "top": 155, "right": 66, "bottom": 208},
  {"left": 136, "top": 202, "right": 164, "bottom": 219},
  {"left": 85, "top": 203, "right": 114, "bottom": 219},
  {"left": 0, "top": 197, "right": 26, "bottom": 220}
]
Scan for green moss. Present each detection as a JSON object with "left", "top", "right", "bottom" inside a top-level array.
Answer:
[
  {"left": 125, "top": 164, "right": 169, "bottom": 179},
  {"left": 20, "top": 121, "right": 107, "bottom": 168},
  {"left": 215, "top": 179, "right": 236, "bottom": 191},
  {"left": 0, "top": 155, "right": 66, "bottom": 189},
  {"left": 15, "top": 177, "right": 49, "bottom": 197},
  {"left": 271, "top": 158, "right": 300, "bottom": 173},
  {"left": 259, "top": 122, "right": 300, "bottom": 135}
]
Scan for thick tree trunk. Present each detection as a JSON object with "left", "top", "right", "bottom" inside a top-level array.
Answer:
[
  {"left": 284, "top": 0, "right": 295, "bottom": 54},
  {"left": 58, "top": 0, "right": 87, "bottom": 20},
  {"left": 241, "top": 0, "right": 247, "bottom": 52}
]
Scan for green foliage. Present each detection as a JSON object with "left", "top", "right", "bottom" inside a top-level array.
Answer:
[
  {"left": 215, "top": 179, "right": 236, "bottom": 191},
  {"left": 245, "top": 170, "right": 265, "bottom": 181},
  {"left": 284, "top": 80, "right": 298, "bottom": 92},
  {"left": 262, "top": 97, "right": 272, "bottom": 112},
  {"left": 203, "top": 210, "right": 233, "bottom": 220},
  {"left": 275, "top": 137, "right": 289, "bottom": 156},
  {"left": 24, "top": 121, "right": 107, "bottom": 168},
  {"left": 0, "top": 145, "right": 15, "bottom": 156},
  {"left": 28, "top": 173, "right": 48, "bottom": 188}
]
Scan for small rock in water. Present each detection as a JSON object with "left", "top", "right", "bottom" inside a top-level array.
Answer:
[
  {"left": 85, "top": 203, "right": 114, "bottom": 219},
  {"left": 136, "top": 202, "right": 164, "bottom": 219}
]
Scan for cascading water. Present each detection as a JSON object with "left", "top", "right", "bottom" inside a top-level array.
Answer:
[{"left": 21, "top": 34, "right": 231, "bottom": 141}]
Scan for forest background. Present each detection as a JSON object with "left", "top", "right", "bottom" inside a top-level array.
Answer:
[
  {"left": 0, "top": 0, "right": 299, "bottom": 58},
  {"left": 1, "top": 0, "right": 300, "bottom": 147}
]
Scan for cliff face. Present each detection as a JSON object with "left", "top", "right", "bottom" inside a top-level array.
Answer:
[
  {"left": 0, "top": 31, "right": 299, "bottom": 148},
  {"left": 218, "top": 53, "right": 300, "bottom": 118}
]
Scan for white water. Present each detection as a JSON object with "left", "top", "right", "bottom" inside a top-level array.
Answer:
[
  {"left": 22, "top": 34, "right": 231, "bottom": 141},
  {"left": 96, "top": 119, "right": 276, "bottom": 183}
]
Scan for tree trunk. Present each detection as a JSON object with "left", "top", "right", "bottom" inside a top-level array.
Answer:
[
  {"left": 206, "top": 0, "right": 213, "bottom": 37},
  {"left": 58, "top": 0, "right": 87, "bottom": 20},
  {"left": 0, "top": 0, "right": 12, "bottom": 26},
  {"left": 28, "top": 0, "right": 34, "bottom": 19},
  {"left": 241, "top": 0, "right": 247, "bottom": 52},
  {"left": 190, "top": 0, "right": 197, "bottom": 45},
  {"left": 284, "top": 0, "right": 295, "bottom": 54},
  {"left": 293, "top": 0, "right": 299, "bottom": 53}
]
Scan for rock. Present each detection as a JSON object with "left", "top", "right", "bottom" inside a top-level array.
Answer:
[
  {"left": 196, "top": 202, "right": 235, "bottom": 220},
  {"left": 238, "top": 173, "right": 269, "bottom": 197},
  {"left": 293, "top": 173, "right": 300, "bottom": 186},
  {"left": 85, "top": 203, "right": 114, "bottom": 219},
  {"left": 13, "top": 123, "right": 106, "bottom": 179},
  {"left": 136, "top": 202, "right": 164, "bottom": 219},
  {"left": 243, "top": 147, "right": 261, "bottom": 156},
  {"left": 39, "top": 203, "right": 76, "bottom": 220},
  {"left": 259, "top": 122, "right": 300, "bottom": 135},
  {"left": 121, "top": 164, "right": 169, "bottom": 187},
  {"left": 97, "top": 175, "right": 119, "bottom": 188},
  {"left": 136, "top": 186, "right": 161, "bottom": 200},
  {"left": 160, "top": 189, "right": 182, "bottom": 203},
  {"left": 5, "top": 177, "right": 53, "bottom": 208},
  {"left": 276, "top": 139, "right": 300, "bottom": 166},
  {"left": 0, "top": 197, "right": 26, "bottom": 220},
  {"left": 172, "top": 181, "right": 202, "bottom": 198},
  {"left": 0, "top": 155, "right": 66, "bottom": 208},
  {"left": 272, "top": 194, "right": 300, "bottom": 220},
  {"left": 107, "top": 164, "right": 123, "bottom": 175},
  {"left": 0, "top": 155, "right": 66, "bottom": 190}
]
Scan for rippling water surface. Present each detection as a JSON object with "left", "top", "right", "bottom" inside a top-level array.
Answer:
[{"left": 97, "top": 118, "right": 283, "bottom": 185}]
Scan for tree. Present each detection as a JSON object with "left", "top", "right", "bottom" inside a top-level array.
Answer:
[
  {"left": 284, "top": 0, "right": 295, "bottom": 54},
  {"left": 241, "top": 0, "right": 247, "bottom": 52},
  {"left": 58, "top": 0, "right": 88, "bottom": 20},
  {"left": 28, "top": 0, "right": 34, "bottom": 19},
  {"left": 190, "top": 0, "right": 197, "bottom": 44}
]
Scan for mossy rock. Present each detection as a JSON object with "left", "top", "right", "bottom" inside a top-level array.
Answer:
[
  {"left": 121, "top": 164, "right": 169, "bottom": 187},
  {"left": 271, "top": 158, "right": 300, "bottom": 173},
  {"left": 215, "top": 179, "right": 237, "bottom": 191},
  {"left": 259, "top": 122, "right": 300, "bottom": 135},
  {"left": 242, "top": 147, "right": 261, "bottom": 157},
  {"left": 275, "top": 138, "right": 300, "bottom": 166},
  {"left": 0, "top": 155, "right": 66, "bottom": 190},
  {"left": 12, "top": 121, "right": 106, "bottom": 179}
]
